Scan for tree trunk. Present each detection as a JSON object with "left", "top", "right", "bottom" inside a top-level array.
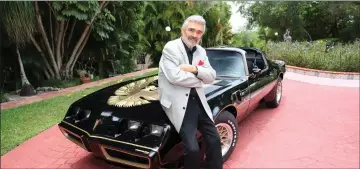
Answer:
[
  {"left": 16, "top": 46, "right": 30, "bottom": 86},
  {"left": 49, "top": 7, "right": 54, "bottom": 51},
  {"left": 61, "top": 21, "right": 69, "bottom": 61},
  {"left": 30, "top": 34, "right": 55, "bottom": 78},
  {"left": 64, "top": 1, "right": 108, "bottom": 78},
  {"left": 70, "top": 30, "right": 91, "bottom": 72},
  {"left": 16, "top": 46, "right": 36, "bottom": 96},
  {"left": 67, "top": 20, "right": 76, "bottom": 49},
  {"left": 34, "top": 1, "right": 60, "bottom": 79},
  {"left": 31, "top": 1, "right": 109, "bottom": 81},
  {"left": 56, "top": 21, "right": 65, "bottom": 68},
  {"left": 44, "top": 69, "right": 50, "bottom": 79}
]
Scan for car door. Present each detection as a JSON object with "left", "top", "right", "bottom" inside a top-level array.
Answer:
[
  {"left": 232, "top": 74, "right": 251, "bottom": 122},
  {"left": 260, "top": 51, "right": 279, "bottom": 95},
  {"left": 205, "top": 49, "right": 250, "bottom": 121},
  {"left": 245, "top": 50, "right": 273, "bottom": 115},
  {"left": 228, "top": 50, "right": 251, "bottom": 121}
]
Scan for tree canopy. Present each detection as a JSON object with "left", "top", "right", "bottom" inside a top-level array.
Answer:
[{"left": 238, "top": 1, "right": 360, "bottom": 42}]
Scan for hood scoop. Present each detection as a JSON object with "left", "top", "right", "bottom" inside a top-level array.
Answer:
[{"left": 203, "top": 80, "right": 232, "bottom": 96}]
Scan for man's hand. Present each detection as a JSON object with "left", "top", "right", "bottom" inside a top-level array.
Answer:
[{"left": 179, "top": 64, "right": 197, "bottom": 73}]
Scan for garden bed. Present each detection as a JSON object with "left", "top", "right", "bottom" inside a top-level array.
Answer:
[{"left": 265, "top": 40, "right": 360, "bottom": 73}]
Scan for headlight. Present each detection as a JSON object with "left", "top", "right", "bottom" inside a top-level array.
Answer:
[
  {"left": 67, "top": 107, "right": 91, "bottom": 122},
  {"left": 128, "top": 120, "right": 141, "bottom": 131},
  {"left": 84, "top": 110, "right": 91, "bottom": 119},
  {"left": 74, "top": 107, "right": 81, "bottom": 115},
  {"left": 150, "top": 125, "right": 164, "bottom": 137}
]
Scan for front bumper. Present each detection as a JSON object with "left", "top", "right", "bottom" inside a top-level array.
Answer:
[{"left": 58, "top": 121, "right": 161, "bottom": 169}]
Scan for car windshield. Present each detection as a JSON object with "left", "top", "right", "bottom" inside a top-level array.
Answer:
[{"left": 206, "top": 50, "right": 246, "bottom": 79}]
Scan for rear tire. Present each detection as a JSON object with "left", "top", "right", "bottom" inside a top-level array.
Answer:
[
  {"left": 214, "top": 110, "right": 238, "bottom": 162},
  {"left": 265, "top": 78, "right": 282, "bottom": 108}
]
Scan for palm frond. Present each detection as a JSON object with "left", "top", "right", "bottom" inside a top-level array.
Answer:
[{"left": 0, "top": 1, "right": 36, "bottom": 46}]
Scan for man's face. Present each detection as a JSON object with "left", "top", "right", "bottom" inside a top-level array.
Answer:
[{"left": 181, "top": 21, "right": 204, "bottom": 48}]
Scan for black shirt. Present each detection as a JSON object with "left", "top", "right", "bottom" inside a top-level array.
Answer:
[
  {"left": 182, "top": 40, "right": 197, "bottom": 64},
  {"left": 181, "top": 39, "right": 198, "bottom": 97}
]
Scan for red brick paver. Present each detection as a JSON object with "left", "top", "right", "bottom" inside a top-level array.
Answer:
[
  {"left": 1, "top": 68, "right": 158, "bottom": 110},
  {"left": 1, "top": 79, "right": 359, "bottom": 168}
]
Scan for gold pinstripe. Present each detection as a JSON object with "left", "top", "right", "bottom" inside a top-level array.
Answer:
[{"left": 61, "top": 121, "right": 158, "bottom": 152}]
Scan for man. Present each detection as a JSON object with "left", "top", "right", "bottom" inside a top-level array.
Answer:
[{"left": 158, "top": 15, "right": 223, "bottom": 169}]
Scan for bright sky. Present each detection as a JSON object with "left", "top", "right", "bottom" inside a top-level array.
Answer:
[{"left": 227, "top": 1, "right": 248, "bottom": 33}]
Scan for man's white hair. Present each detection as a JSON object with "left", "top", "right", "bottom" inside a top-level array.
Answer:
[{"left": 182, "top": 15, "right": 206, "bottom": 32}]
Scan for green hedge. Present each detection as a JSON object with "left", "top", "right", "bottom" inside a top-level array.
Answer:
[{"left": 264, "top": 40, "right": 360, "bottom": 72}]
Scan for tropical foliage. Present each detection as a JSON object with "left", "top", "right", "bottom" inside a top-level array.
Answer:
[
  {"left": 142, "top": 1, "right": 233, "bottom": 66},
  {"left": 0, "top": 1, "right": 234, "bottom": 96},
  {"left": 201, "top": 2, "right": 233, "bottom": 47}
]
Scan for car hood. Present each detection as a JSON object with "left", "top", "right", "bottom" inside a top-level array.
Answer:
[{"left": 65, "top": 75, "right": 232, "bottom": 125}]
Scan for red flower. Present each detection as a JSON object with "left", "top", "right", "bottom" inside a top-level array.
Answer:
[{"left": 198, "top": 60, "right": 204, "bottom": 66}]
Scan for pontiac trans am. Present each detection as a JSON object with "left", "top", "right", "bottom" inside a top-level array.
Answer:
[{"left": 58, "top": 47, "right": 286, "bottom": 169}]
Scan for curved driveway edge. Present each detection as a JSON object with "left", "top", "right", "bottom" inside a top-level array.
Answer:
[
  {"left": 286, "top": 65, "right": 360, "bottom": 80},
  {"left": 284, "top": 72, "right": 359, "bottom": 88}
]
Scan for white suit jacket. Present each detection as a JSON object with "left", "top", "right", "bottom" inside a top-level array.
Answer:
[{"left": 158, "top": 38, "right": 216, "bottom": 133}]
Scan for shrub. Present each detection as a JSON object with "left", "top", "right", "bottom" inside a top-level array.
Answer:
[
  {"left": 40, "top": 78, "right": 81, "bottom": 88},
  {"left": 1, "top": 93, "right": 10, "bottom": 103},
  {"left": 264, "top": 40, "right": 360, "bottom": 72}
]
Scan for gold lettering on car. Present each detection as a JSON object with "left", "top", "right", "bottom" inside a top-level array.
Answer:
[{"left": 107, "top": 76, "right": 159, "bottom": 107}]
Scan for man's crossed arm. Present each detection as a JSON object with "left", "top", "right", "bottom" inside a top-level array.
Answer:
[{"left": 159, "top": 44, "right": 216, "bottom": 88}]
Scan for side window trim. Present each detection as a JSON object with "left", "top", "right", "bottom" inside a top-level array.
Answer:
[
  {"left": 238, "top": 50, "right": 249, "bottom": 76},
  {"left": 258, "top": 50, "right": 269, "bottom": 72}
]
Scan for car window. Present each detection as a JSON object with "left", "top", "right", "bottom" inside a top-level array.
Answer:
[
  {"left": 206, "top": 50, "right": 246, "bottom": 78},
  {"left": 246, "top": 51, "right": 256, "bottom": 58},
  {"left": 243, "top": 49, "right": 267, "bottom": 70}
]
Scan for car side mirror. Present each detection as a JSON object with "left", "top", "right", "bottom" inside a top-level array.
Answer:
[{"left": 252, "top": 67, "right": 261, "bottom": 74}]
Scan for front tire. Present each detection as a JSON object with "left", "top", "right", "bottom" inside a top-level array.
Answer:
[{"left": 215, "top": 110, "right": 238, "bottom": 162}]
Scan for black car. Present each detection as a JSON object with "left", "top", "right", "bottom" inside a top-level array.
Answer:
[{"left": 58, "top": 47, "right": 286, "bottom": 169}]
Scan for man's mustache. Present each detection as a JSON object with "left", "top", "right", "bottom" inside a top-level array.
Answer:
[{"left": 188, "top": 36, "right": 197, "bottom": 41}]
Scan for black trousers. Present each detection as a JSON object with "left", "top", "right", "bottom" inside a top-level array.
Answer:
[{"left": 179, "top": 95, "right": 223, "bottom": 169}]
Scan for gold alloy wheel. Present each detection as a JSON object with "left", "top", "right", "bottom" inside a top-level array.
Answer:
[{"left": 215, "top": 123, "right": 234, "bottom": 156}]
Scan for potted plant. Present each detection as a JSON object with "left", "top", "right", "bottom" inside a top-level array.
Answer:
[{"left": 77, "top": 70, "right": 91, "bottom": 84}]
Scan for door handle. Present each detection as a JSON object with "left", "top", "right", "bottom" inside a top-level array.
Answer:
[
  {"left": 231, "top": 91, "right": 240, "bottom": 102},
  {"left": 231, "top": 89, "right": 246, "bottom": 102},
  {"left": 239, "top": 89, "right": 247, "bottom": 97}
]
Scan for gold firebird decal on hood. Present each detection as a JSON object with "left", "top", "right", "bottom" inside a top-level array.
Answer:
[{"left": 107, "top": 76, "right": 159, "bottom": 107}]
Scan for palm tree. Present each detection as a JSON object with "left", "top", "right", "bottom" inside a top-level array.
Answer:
[
  {"left": 143, "top": 2, "right": 187, "bottom": 66},
  {"left": 0, "top": 1, "right": 37, "bottom": 96}
]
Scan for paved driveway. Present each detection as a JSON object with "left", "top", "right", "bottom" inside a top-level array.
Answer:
[{"left": 1, "top": 78, "right": 359, "bottom": 168}]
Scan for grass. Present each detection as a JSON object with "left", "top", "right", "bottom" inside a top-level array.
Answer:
[
  {"left": 0, "top": 69, "right": 158, "bottom": 156},
  {"left": 264, "top": 40, "right": 360, "bottom": 72}
]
